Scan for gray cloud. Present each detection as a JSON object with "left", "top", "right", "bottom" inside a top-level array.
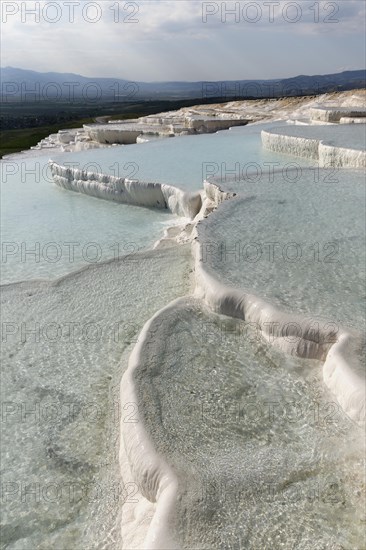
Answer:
[{"left": 1, "top": 0, "right": 365, "bottom": 80}]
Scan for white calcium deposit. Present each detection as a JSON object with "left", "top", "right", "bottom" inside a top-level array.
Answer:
[
  {"left": 49, "top": 162, "right": 203, "bottom": 219},
  {"left": 2, "top": 89, "right": 365, "bottom": 550},
  {"left": 119, "top": 177, "right": 365, "bottom": 548},
  {"left": 261, "top": 124, "right": 366, "bottom": 167}
]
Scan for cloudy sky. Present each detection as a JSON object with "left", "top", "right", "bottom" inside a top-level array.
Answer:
[{"left": 1, "top": 0, "right": 365, "bottom": 81}]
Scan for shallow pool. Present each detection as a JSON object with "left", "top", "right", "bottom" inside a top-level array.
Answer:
[{"left": 0, "top": 156, "right": 173, "bottom": 284}]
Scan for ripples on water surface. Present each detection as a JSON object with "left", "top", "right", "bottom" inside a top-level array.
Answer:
[
  {"left": 136, "top": 299, "right": 365, "bottom": 549},
  {"left": 197, "top": 166, "right": 366, "bottom": 330},
  {"left": 1, "top": 121, "right": 364, "bottom": 549},
  {"left": 0, "top": 247, "right": 192, "bottom": 549},
  {"left": 0, "top": 156, "right": 174, "bottom": 284}
]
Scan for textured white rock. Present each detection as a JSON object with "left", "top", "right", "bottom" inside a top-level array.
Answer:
[
  {"left": 340, "top": 116, "right": 366, "bottom": 124},
  {"left": 121, "top": 300, "right": 183, "bottom": 550},
  {"left": 7, "top": 89, "right": 364, "bottom": 549},
  {"left": 49, "top": 161, "right": 202, "bottom": 219},
  {"left": 192, "top": 238, "right": 365, "bottom": 425},
  {"left": 262, "top": 125, "right": 366, "bottom": 167},
  {"left": 261, "top": 130, "right": 319, "bottom": 159},
  {"left": 309, "top": 106, "right": 366, "bottom": 123},
  {"left": 5, "top": 89, "right": 364, "bottom": 161},
  {"left": 119, "top": 176, "right": 365, "bottom": 550}
]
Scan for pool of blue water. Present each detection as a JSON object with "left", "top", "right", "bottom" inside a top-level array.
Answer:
[
  {"left": 0, "top": 156, "right": 173, "bottom": 283},
  {"left": 55, "top": 122, "right": 314, "bottom": 191}
]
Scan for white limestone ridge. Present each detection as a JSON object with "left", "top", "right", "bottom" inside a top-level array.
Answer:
[
  {"left": 309, "top": 106, "right": 366, "bottom": 123},
  {"left": 83, "top": 116, "right": 250, "bottom": 145},
  {"left": 191, "top": 201, "right": 365, "bottom": 425},
  {"left": 38, "top": 89, "right": 366, "bottom": 549},
  {"left": 260, "top": 96, "right": 366, "bottom": 166},
  {"left": 261, "top": 124, "right": 366, "bottom": 168},
  {"left": 121, "top": 300, "right": 184, "bottom": 550},
  {"left": 119, "top": 174, "right": 365, "bottom": 549},
  {"left": 49, "top": 161, "right": 202, "bottom": 219},
  {"left": 4, "top": 89, "right": 365, "bottom": 161}
]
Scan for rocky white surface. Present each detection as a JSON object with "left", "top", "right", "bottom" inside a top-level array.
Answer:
[
  {"left": 120, "top": 174, "right": 365, "bottom": 549},
  {"left": 4, "top": 89, "right": 365, "bottom": 160},
  {"left": 49, "top": 162, "right": 203, "bottom": 219},
  {"left": 261, "top": 124, "right": 366, "bottom": 167},
  {"left": 116, "top": 90, "right": 366, "bottom": 549},
  {"left": 3, "top": 89, "right": 365, "bottom": 550}
]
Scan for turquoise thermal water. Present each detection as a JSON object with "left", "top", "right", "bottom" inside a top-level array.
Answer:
[
  {"left": 1, "top": 123, "right": 313, "bottom": 284},
  {"left": 0, "top": 246, "right": 192, "bottom": 550},
  {"left": 0, "top": 156, "right": 174, "bottom": 284},
  {"left": 197, "top": 167, "right": 366, "bottom": 331},
  {"left": 54, "top": 123, "right": 315, "bottom": 191},
  {"left": 135, "top": 298, "right": 365, "bottom": 550},
  {"left": 1, "top": 120, "right": 365, "bottom": 549}
]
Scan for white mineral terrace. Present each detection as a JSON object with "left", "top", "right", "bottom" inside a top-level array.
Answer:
[
  {"left": 2, "top": 89, "right": 365, "bottom": 550},
  {"left": 262, "top": 124, "right": 366, "bottom": 167},
  {"left": 117, "top": 94, "right": 366, "bottom": 549},
  {"left": 4, "top": 89, "right": 365, "bottom": 160},
  {"left": 49, "top": 162, "right": 203, "bottom": 219},
  {"left": 83, "top": 116, "right": 250, "bottom": 145},
  {"left": 309, "top": 106, "right": 366, "bottom": 123},
  {"left": 120, "top": 175, "right": 365, "bottom": 548}
]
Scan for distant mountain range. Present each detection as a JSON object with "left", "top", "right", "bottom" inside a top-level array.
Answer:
[{"left": 1, "top": 67, "right": 365, "bottom": 101}]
